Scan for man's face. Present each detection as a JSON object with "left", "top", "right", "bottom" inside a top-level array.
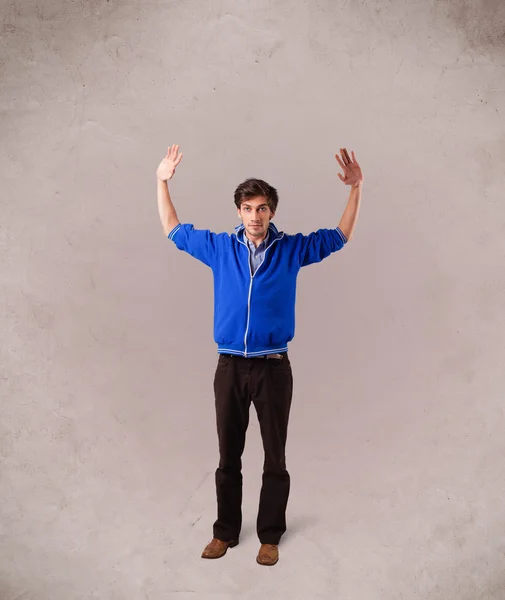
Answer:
[{"left": 237, "top": 196, "right": 275, "bottom": 242}]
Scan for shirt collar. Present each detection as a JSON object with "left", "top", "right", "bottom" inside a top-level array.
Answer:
[
  {"left": 245, "top": 229, "right": 269, "bottom": 249},
  {"left": 244, "top": 231, "right": 270, "bottom": 250}
]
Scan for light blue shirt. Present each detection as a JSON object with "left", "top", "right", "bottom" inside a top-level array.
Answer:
[{"left": 246, "top": 230, "right": 270, "bottom": 275}]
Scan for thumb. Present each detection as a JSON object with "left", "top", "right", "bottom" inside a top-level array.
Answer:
[{"left": 338, "top": 173, "right": 345, "bottom": 182}]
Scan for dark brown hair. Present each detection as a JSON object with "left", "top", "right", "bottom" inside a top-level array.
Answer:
[{"left": 234, "top": 178, "right": 279, "bottom": 213}]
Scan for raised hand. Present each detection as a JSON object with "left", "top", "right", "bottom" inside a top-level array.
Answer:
[
  {"left": 157, "top": 144, "right": 183, "bottom": 181},
  {"left": 335, "top": 148, "right": 363, "bottom": 187}
]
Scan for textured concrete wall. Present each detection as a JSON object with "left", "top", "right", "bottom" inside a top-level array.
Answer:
[{"left": 1, "top": 0, "right": 504, "bottom": 598}]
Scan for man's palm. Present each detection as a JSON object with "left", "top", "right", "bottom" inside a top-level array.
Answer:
[
  {"left": 157, "top": 144, "right": 183, "bottom": 181},
  {"left": 335, "top": 148, "right": 363, "bottom": 186}
]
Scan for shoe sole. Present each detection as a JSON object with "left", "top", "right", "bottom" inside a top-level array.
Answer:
[
  {"left": 201, "top": 539, "right": 239, "bottom": 559},
  {"left": 256, "top": 556, "right": 278, "bottom": 566}
]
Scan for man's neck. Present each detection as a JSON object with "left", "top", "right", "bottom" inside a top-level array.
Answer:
[{"left": 245, "top": 229, "right": 269, "bottom": 248}]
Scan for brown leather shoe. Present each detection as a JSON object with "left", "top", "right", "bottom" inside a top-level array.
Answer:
[
  {"left": 256, "top": 543, "right": 279, "bottom": 566},
  {"left": 201, "top": 538, "right": 239, "bottom": 559}
]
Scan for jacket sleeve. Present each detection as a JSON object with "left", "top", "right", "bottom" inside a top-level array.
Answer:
[
  {"left": 298, "top": 227, "right": 347, "bottom": 268},
  {"left": 168, "top": 223, "right": 220, "bottom": 268}
]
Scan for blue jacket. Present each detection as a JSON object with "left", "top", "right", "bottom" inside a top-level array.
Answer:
[{"left": 168, "top": 221, "right": 347, "bottom": 356}]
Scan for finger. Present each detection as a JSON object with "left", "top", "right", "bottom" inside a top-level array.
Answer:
[
  {"left": 175, "top": 153, "right": 183, "bottom": 165},
  {"left": 340, "top": 148, "right": 349, "bottom": 165},
  {"left": 351, "top": 150, "right": 357, "bottom": 162},
  {"left": 343, "top": 148, "right": 351, "bottom": 164},
  {"left": 338, "top": 173, "right": 346, "bottom": 182},
  {"left": 335, "top": 153, "right": 346, "bottom": 169}
]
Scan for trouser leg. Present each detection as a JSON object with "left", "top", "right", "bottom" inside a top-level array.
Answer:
[
  {"left": 212, "top": 355, "right": 250, "bottom": 541},
  {"left": 252, "top": 355, "right": 293, "bottom": 545}
]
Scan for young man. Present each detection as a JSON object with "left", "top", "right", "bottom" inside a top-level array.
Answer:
[{"left": 156, "top": 145, "right": 363, "bottom": 566}]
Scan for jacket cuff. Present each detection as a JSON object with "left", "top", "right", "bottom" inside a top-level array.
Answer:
[
  {"left": 335, "top": 227, "right": 348, "bottom": 245},
  {"left": 167, "top": 223, "right": 182, "bottom": 240}
]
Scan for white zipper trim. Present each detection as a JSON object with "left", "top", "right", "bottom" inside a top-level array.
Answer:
[
  {"left": 243, "top": 276, "right": 253, "bottom": 355},
  {"left": 237, "top": 229, "right": 284, "bottom": 357}
]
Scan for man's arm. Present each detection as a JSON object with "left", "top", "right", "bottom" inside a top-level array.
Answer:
[
  {"left": 157, "top": 144, "right": 219, "bottom": 268},
  {"left": 156, "top": 144, "right": 183, "bottom": 236},
  {"left": 157, "top": 179, "right": 180, "bottom": 236},
  {"left": 338, "top": 181, "right": 363, "bottom": 242},
  {"left": 295, "top": 147, "right": 364, "bottom": 268},
  {"left": 335, "top": 148, "right": 364, "bottom": 242}
]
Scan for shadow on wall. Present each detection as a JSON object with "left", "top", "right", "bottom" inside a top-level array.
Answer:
[{"left": 434, "top": 0, "right": 505, "bottom": 60}]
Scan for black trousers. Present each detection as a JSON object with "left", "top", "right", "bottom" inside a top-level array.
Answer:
[{"left": 212, "top": 352, "right": 293, "bottom": 545}]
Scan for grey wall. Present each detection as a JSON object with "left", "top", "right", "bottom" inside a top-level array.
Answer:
[{"left": 1, "top": 0, "right": 505, "bottom": 598}]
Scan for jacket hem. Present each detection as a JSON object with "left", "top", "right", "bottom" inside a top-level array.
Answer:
[{"left": 217, "top": 345, "right": 289, "bottom": 357}]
